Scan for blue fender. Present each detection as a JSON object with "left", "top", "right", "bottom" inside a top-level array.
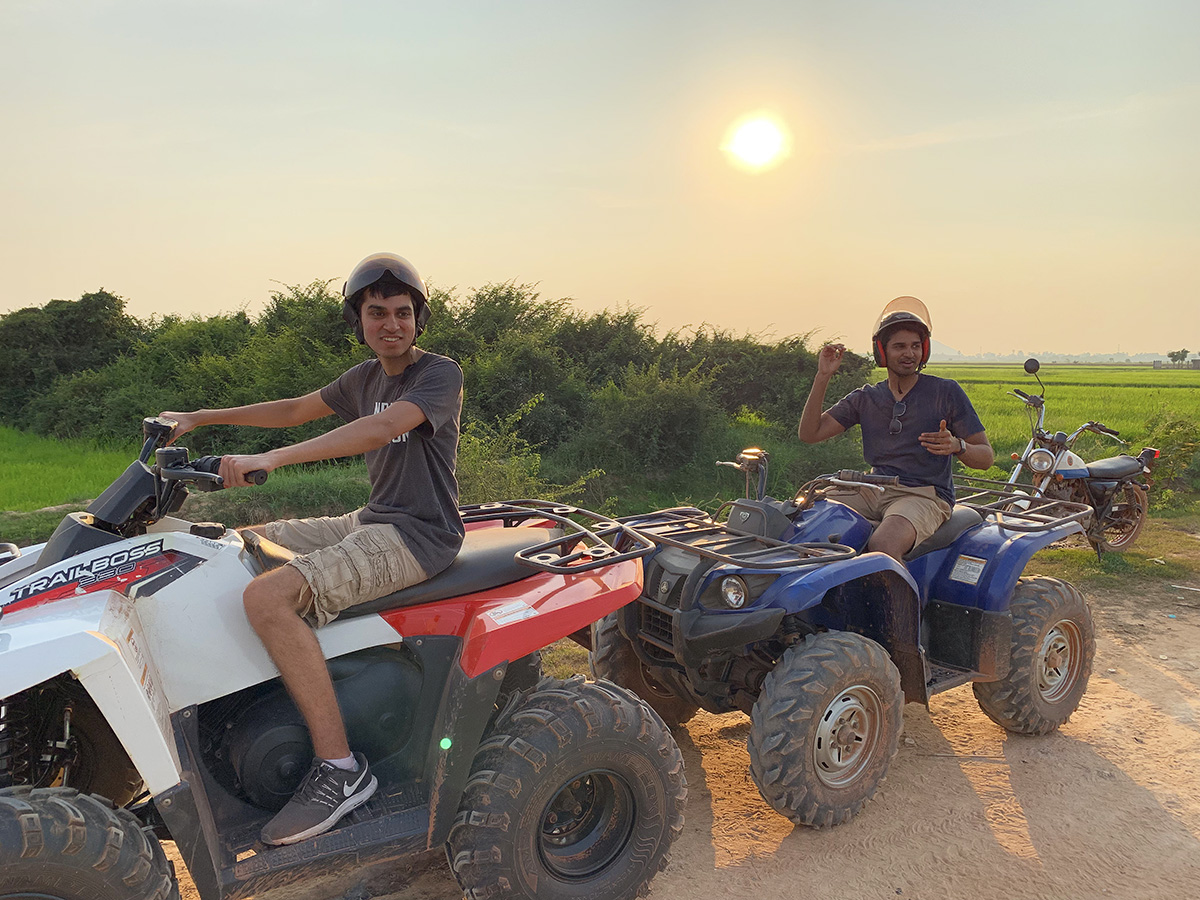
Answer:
[
  {"left": 921, "top": 520, "right": 1085, "bottom": 613},
  {"left": 757, "top": 551, "right": 921, "bottom": 616}
]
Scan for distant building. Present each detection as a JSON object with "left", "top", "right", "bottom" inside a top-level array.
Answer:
[
  {"left": 1192, "top": 359, "right": 1200, "bottom": 369},
  {"left": 1153, "top": 360, "right": 1163, "bottom": 369}
]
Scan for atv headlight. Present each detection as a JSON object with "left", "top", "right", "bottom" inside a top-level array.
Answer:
[
  {"left": 698, "top": 573, "right": 779, "bottom": 610},
  {"left": 720, "top": 576, "right": 748, "bottom": 609},
  {"left": 1026, "top": 448, "right": 1055, "bottom": 474}
]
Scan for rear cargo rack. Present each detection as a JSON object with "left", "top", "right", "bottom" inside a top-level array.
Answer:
[
  {"left": 459, "top": 500, "right": 656, "bottom": 574},
  {"left": 617, "top": 506, "right": 856, "bottom": 570},
  {"left": 951, "top": 475, "right": 1093, "bottom": 532}
]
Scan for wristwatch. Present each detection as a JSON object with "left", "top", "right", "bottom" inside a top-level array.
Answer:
[{"left": 953, "top": 437, "right": 967, "bottom": 456}]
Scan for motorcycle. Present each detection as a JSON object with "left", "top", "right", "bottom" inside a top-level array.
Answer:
[
  {"left": 1005, "top": 358, "right": 1158, "bottom": 554},
  {"left": 0, "top": 417, "right": 685, "bottom": 900}
]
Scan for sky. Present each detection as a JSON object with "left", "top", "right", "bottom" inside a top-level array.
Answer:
[{"left": 2, "top": 0, "right": 1197, "bottom": 356}]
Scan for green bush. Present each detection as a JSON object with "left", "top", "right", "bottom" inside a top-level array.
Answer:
[
  {"left": 1144, "top": 405, "right": 1200, "bottom": 510},
  {"left": 0, "top": 290, "right": 147, "bottom": 426},
  {"left": 3, "top": 279, "right": 894, "bottom": 519}
]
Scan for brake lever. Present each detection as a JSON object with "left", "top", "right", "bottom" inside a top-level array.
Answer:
[{"left": 159, "top": 467, "right": 225, "bottom": 492}]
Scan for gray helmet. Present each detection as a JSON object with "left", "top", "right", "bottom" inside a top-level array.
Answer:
[{"left": 342, "top": 252, "right": 430, "bottom": 343}]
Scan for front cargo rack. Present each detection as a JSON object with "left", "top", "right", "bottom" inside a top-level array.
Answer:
[
  {"left": 459, "top": 500, "right": 656, "bottom": 574},
  {"left": 951, "top": 474, "right": 1093, "bottom": 532},
  {"left": 617, "top": 506, "right": 857, "bottom": 570}
]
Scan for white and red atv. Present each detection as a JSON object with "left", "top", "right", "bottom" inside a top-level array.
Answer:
[{"left": 0, "top": 418, "right": 686, "bottom": 900}]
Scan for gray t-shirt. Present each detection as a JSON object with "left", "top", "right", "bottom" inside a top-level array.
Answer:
[
  {"left": 320, "top": 352, "right": 465, "bottom": 576},
  {"left": 826, "top": 373, "right": 985, "bottom": 506}
]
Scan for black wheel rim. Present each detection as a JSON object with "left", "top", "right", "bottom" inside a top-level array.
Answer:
[
  {"left": 539, "top": 769, "right": 635, "bottom": 880},
  {"left": 639, "top": 663, "right": 677, "bottom": 702}
]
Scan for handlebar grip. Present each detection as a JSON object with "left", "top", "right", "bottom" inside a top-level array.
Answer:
[
  {"left": 1013, "top": 388, "right": 1030, "bottom": 399},
  {"left": 837, "top": 469, "right": 900, "bottom": 486},
  {"left": 1097, "top": 425, "right": 1120, "bottom": 437},
  {"left": 188, "top": 456, "right": 268, "bottom": 486},
  {"left": 189, "top": 455, "right": 222, "bottom": 475}
]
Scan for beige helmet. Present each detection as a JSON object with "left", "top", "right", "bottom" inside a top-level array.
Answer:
[{"left": 871, "top": 296, "right": 932, "bottom": 367}]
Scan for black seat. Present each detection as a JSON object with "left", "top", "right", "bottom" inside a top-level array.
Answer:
[
  {"left": 241, "top": 526, "right": 556, "bottom": 618},
  {"left": 341, "top": 526, "right": 557, "bottom": 619},
  {"left": 1086, "top": 455, "right": 1144, "bottom": 479},
  {"left": 904, "top": 505, "right": 983, "bottom": 560}
]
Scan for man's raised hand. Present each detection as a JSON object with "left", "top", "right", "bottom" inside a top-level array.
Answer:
[{"left": 817, "top": 343, "right": 846, "bottom": 377}]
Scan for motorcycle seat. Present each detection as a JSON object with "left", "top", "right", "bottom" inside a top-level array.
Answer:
[
  {"left": 1086, "top": 455, "right": 1143, "bottom": 479},
  {"left": 904, "top": 505, "right": 983, "bottom": 561}
]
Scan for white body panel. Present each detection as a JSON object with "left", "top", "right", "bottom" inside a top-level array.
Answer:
[
  {"left": 1, "top": 521, "right": 400, "bottom": 792},
  {"left": 0, "top": 590, "right": 182, "bottom": 793}
]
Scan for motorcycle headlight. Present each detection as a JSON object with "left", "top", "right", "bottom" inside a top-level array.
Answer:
[
  {"left": 1026, "top": 448, "right": 1055, "bottom": 474},
  {"left": 720, "top": 576, "right": 748, "bottom": 609}
]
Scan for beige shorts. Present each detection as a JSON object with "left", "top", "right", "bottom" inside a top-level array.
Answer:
[
  {"left": 264, "top": 510, "right": 428, "bottom": 628},
  {"left": 829, "top": 483, "right": 952, "bottom": 549}
]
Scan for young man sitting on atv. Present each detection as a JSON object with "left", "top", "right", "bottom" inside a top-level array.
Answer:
[
  {"left": 162, "top": 252, "right": 464, "bottom": 845},
  {"left": 797, "top": 296, "right": 994, "bottom": 560}
]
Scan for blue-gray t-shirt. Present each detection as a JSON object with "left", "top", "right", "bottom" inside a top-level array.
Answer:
[
  {"left": 320, "top": 352, "right": 465, "bottom": 577},
  {"left": 825, "top": 374, "right": 984, "bottom": 506}
]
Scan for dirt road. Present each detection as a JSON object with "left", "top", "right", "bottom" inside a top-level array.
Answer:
[{"left": 168, "top": 581, "right": 1200, "bottom": 900}]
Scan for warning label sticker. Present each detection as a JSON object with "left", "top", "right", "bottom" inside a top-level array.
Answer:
[
  {"left": 486, "top": 600, "right": 539, "bottom": 625},
  {"left": 949, "top": 555, "right": 987, "bottom": 585}
]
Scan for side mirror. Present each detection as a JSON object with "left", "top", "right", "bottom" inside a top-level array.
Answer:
[{"left": 1023, "top": 358, "right": 1040, "bottom": 374}]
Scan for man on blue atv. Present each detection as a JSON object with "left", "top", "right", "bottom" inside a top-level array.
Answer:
[{"left": 798, "top": 297, "right": 994, "bottom": 560}]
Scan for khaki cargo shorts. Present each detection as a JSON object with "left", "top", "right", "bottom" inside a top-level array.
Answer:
[
  {"left": 829, "top": 483, "right": 952, "bottom": 549},
  {"left": 263, "top": 510, "right": 428, "bottom": 628}
]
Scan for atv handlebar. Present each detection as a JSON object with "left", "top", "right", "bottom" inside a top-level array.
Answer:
[
  {"left": 142, "top": 417, "right": 267, "bottom": 488},
  {"left": 188, "top": 456, "right": 268, "bottom": 487},
  {"left": 836, "top": 469, "right": 900, "bottom": 487}
]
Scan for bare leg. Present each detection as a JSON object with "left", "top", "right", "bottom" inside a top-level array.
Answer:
[
  {"left": 867, "top": 515, "right": 918, "bottom": 562},
  {"left": 243, "top": 566, "right": 350, "bottom": 761}
]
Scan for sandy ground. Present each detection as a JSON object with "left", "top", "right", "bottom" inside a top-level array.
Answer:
[{"left": 167, "top": 580, "right": 1200, "bottom": 900}]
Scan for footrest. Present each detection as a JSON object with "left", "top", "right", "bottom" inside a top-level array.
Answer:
[
  {"left": 223, "top": 786, "right": 429, "bottom": 895},
  {"left": 925, "top": 664, "right": 975, "bottom": 695}
]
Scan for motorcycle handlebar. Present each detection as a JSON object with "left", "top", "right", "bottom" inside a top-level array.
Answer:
[
  {"left": 1093, "top": 423, "right": 1120, "bottom": 437},
  {"left": 1009, "top": 388, "right": 1044, "bottom": 408}
]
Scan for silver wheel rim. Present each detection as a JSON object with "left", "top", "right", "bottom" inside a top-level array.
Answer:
[
  {"left": 813, "top": 685, "right": 884, "bottom": 787},
  {"left": 1038, "top": 620, "right": 1083, "bottom": 703}
]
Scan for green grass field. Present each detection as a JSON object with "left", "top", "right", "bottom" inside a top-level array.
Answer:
[
  {"left": 925, "top": 364, "right": 1200, "bottom": 460},
  {"left": 0, "top": 426, "right": 136, "bottom": 512}
]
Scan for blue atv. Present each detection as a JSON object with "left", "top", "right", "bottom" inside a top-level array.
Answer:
[{"left": 591, "top": 448, "right": 1095, "bottom": 828}]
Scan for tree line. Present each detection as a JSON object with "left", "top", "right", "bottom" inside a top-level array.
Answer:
[{"left": 0, "top": 283, "right": 871, "bottom": 510}]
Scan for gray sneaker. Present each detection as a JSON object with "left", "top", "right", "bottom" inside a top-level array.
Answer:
[{"left": 261, "top": 752, "right": 378, "bottom": 846}]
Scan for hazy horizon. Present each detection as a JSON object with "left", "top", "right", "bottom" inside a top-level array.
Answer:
[{"left": 3, "top": 1, "right": 1196, "bottom": 356}]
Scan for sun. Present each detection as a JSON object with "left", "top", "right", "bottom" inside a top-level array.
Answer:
[{"left": 723, "top": 114, "right": 790, "bottom": 171}]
